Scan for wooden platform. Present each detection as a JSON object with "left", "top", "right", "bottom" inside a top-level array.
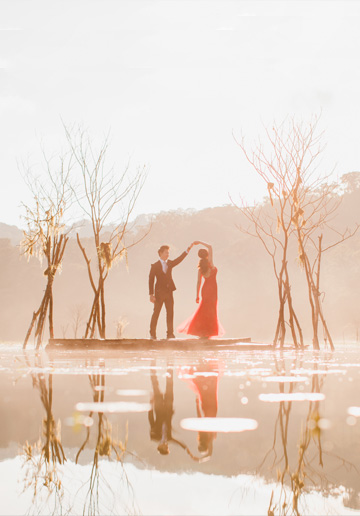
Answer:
[{"left": 46, "top": 337, "right": 272, "bottom": 352}]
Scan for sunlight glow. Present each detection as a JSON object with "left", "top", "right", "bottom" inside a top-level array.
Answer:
[{"left": 65, "top": 414, "right": 94, "bottom": 428}]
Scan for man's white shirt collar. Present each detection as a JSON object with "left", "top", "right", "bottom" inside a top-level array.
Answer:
[{"left": 160, "top": 258, "right": 168, "bottom": 273}]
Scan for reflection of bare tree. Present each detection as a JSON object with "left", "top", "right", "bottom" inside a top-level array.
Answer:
[
  {"left": 260, "top": 359, "right": 358, "bottom": 516},
  {"left": 76, "top": 361, "right": 139, "bottom": 515},
  {"left": 263, "top": 373, "right": 321, "bottom": 514},
  {"left": 21, "top": 354, "right": 67, "bottom": 513}
]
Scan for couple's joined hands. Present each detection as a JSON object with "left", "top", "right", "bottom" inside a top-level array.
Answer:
[{"left": 187, "top": 240, "right": 202, "bottom": 252}]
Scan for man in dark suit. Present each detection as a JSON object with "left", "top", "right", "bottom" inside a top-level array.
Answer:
[{"left": 149, "top": 243, "right": 194, "bottom": 339}]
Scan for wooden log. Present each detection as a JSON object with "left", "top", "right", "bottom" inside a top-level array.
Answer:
[{"left": 45, "top": 337, "right": 275, "bottom": 352}]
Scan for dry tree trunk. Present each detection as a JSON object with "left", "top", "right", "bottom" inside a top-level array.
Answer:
[
  {"left": 23, "top": 236, "right": 69, "bottom": 350},
  {"left": 313, "top": 236, "right": 334, "bottom": 350},
  {"left": 77, "top": 234, "right": 111, "bottom": 339},
  {"left": 274, "top": 285, "right": 286, "bottom": 348},
  {"left": 297, "top": 231, "right": 335, "bottom": 350},
  {"left": 100, "top": 282, "right": 106, "bottom": 338},
  {"left": 76, "top": 233, "right": 101, "bottom": 338},
  {"left": 283, "top": 270, "right": 302, "bottom": 348},
  {"left": 23, "top": 279, "right": 52, "bottom": 349},
  {"left": 273, "top": 247, "right": 287, "bottom": 348},
  {"left": 273, "top": 239, "right": 303, "bottom": 349},
  {"left": 297, "top": 230, "right": 320, "bottom": 350}
]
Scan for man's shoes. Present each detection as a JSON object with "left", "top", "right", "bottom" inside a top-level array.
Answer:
[
  {"left": 167, "top": 333, "right": 176, "bottom": 339},
  {"left": 149, "top": 334, "right": 157, "bottom": 340}
]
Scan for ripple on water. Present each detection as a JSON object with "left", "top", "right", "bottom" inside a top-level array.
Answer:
[
  {"left": 347, "top": 406, "right": 360, "bottom": 417},
  {"left": 180, "top": 417, "right": 258, "bottom": 433},
  {"left": 75, "top": 401, "right": 152, "bottom": 413},
  {"left": 259, "top": 392, "right": 326, "bottom": 402},
  {"left": 263, "top": 376, "right": 308, "bottom": 383},
  {"left": 291, "top": 369, "right": 346, "bottom": 375},
  {"left": 116, "top": 389, "right": 149, "bottom": 396},
  {"left": 23, "top": 367, "right": 128, "bottom": 376}
]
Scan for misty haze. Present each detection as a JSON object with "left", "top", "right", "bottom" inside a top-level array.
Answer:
[
  {"left": 1, "top": 1, "right": 360, "bottom": 515},
  {"left": 1, "top": 191, "right": 360, "bottom": 345}
]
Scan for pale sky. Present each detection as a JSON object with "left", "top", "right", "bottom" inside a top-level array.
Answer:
[{"left": 1, "top": 0, "right": 360, "bottom": 227}]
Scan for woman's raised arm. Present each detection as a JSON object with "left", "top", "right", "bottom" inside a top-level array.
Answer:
[{"left": 193, "top": 241, "right": 213, "bottom": 267}]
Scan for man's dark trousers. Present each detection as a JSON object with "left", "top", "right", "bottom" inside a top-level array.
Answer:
[{"left": 150, "top": 291, "right": 174, "bottom": 338}]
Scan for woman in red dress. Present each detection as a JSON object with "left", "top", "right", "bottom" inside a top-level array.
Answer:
[{"left": 177, "top": 241, "right": 224, "bottom": 338}]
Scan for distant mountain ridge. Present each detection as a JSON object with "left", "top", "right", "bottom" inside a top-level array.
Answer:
[
  {"left": 0, "top": 222, "right": 23, "bottom": 245},
  {"left": 0, "top": 212, "right": 157, "bottom": 243}
]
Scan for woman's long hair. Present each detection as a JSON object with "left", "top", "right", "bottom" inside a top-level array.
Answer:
[{"left": 198, "top": 249, "right": 210, "bottom": 275}]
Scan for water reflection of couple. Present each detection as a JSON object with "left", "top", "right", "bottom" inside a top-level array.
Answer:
[
  {"left": 179, "top": 360, "right": 220, "bottom": 456},
  {"left": 148, "top": 360, "right": 219, "bottom": 458},
  {"left": 148, "top": 362, "right": 179, "bottom": 455},
  {"left": 149, "top": 240, "right": 224, "bottom": 340}
]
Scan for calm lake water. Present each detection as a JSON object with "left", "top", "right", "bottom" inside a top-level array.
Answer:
[{"left": 1, "top": 342, "right": 360, "bottom": 515}]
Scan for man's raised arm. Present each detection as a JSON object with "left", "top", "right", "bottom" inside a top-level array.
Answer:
[{"left": 171, "top": 243, "right": 194, "bottom": 267}]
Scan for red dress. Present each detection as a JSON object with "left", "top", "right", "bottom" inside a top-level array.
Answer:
[{"left": 177, "top": 267, "right": 225, "bottom": 338}]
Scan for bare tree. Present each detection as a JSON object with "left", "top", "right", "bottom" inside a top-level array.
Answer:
[
  {"left": 22, "top": 151, "right": 73, "bottom": 349},
  {"left": 234, "top": 199, "right": 303, "bottom": 349},
  {"left": 284, "top": 126, "right": 359, "bottom": 350},
  {"left": 65, "top": 126, "right": 150, "bottom": 339},
  {"left": 234, "top": 116, "right": 358, "bottom": 349},
  {"left": 233, "top": 117, "right": 321, "bottom": 348}
]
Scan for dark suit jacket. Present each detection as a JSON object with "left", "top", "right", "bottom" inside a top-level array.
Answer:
[{"left": 149, "top": 251, "right": 188, "bottom": 296}]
